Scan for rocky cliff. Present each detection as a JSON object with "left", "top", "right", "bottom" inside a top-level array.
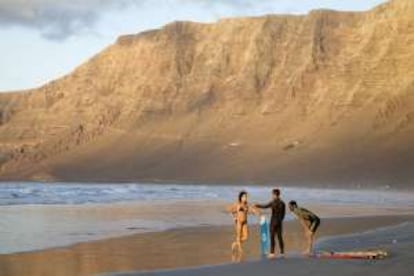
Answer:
[{"left": 0, "top": 0, "right": 413, "bottom": 188}]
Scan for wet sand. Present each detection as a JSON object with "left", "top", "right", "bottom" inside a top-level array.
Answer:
[
  {"left": 3, "top": 198, "right": 412, "bottom": 254},
  {"left": 0, "top": 215, "right": 413, "bottom": 276},
  {"left": 118, "top": 221, "right": 414, "bottom": 276}
]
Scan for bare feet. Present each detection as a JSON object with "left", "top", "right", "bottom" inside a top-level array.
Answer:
[
  {"left": 231, "top": 242, "right": 238, "bottom": 262},
  {"left": 302, "top": 250, "right": 312, "bottom": 256},
  {"left": 267, "top": 253, "right": 277, "bottom": 259},
  {"left": 231, "top": 242, "right": 243, "bottom": 262}
]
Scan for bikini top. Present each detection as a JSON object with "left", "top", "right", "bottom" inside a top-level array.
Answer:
[{"left": 238, "top": 204, "right": 248, "bottom": 213}]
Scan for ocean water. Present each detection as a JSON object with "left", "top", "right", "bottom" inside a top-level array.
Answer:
[
  {"left": 0, "top": 182, "right": 413, "bottom": 254},
  {"left": 1, "top": 182, "right": 413, "bottom": 207}
]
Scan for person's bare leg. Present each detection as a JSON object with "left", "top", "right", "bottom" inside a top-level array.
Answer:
[
  {"left": 232, "top": 223, "right": 240, "bottom": 262},
  {"left": 231, "top": 240, "right": 243, "bottom": 262},
  {"left": 305, "top": 231, "right": 314, "bottom": 255},
  {"left": 300, "top": 227, "right": 308, "bottom": 254},
  {"left": 237, "top": 242, "right": 244, "bottom": 262},
  {"left": 231, "top": 241, "right": 238, "bottom": 262},
  {"left": 237, "top": 224, "right": 248, "bottom": 262},
  {"left": 309, "top": 232, "right": 316, "bottom": 254},
  {"left": 302, "top": 230, "right": 312, "bottom": 255},
  {"left": 308, "top": 232, "right": 313, "bottom": 255}
]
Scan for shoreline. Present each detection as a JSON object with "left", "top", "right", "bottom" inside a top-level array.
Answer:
[
  {"left": 1, "top": 180, "right": 413, "bottom": 192},
  {"left": 1, "top": 214, "right": 413, "bottom": 276}
]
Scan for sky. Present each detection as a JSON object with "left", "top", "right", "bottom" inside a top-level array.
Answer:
[{"left": 0, "top": 0, "right": 387, "bottom": 92}]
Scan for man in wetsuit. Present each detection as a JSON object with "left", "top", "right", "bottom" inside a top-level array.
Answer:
[
  {"left": 288, "top": 200, "right": 321, "bottom": 255},
  {"left": 255, "top": 189, "right": 285, "bottom": 258}
]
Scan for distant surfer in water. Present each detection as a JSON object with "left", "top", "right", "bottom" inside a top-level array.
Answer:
[
  {"left": 227, "top": 190, "right": 260, "bottom": 262},
  {"left": 255, "top": 188, "right": 286, "bottom": 258},
  {"left": 289, "top": 200, "right": 321, "bottom": 255}
]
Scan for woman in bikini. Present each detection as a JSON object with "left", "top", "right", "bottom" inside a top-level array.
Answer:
[{"left": 227, "top": 190, "right": 260, "bottom": 262}]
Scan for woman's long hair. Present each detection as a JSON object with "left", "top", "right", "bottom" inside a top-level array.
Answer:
[{"left": 238, "top": 190, "right": 247, "bottom": 203}]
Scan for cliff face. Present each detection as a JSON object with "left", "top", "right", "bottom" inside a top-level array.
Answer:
[{"left": 0, "top": 0, "right": 413, "bottom": 188}]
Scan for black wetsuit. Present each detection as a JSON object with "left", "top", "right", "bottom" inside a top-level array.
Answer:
[{"left": 256, "top": 198, "right": 286, "bottom": 254}]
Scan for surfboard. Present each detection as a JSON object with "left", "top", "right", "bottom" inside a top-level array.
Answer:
[
  {"left": 312, "top": 250, "right": 388, "bottom": 260},
  {"left": 259, "top": 215, "right": 270, "bottom": 258}
]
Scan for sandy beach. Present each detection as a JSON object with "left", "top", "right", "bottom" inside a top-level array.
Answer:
[
  {"left": 1, "top": 214, "right": 413, "bottom": 276},
  {"left": 115, "top": 222, "right": 414, "bottom": 276}
]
